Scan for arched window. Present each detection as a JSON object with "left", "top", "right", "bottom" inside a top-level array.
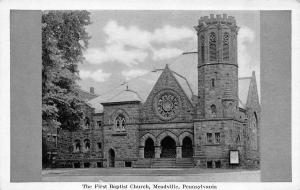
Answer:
[
  {"left": 97, "top": 142, "right": 102, "bottom": 151},
  {"left": 254, "top": 112, "right": 258, "bottom": 126},
  {"left": 115, "top": 114, "right": 126, "bottom": 131},
  {"left": 74, "top": 139, "right": 81, "bottom": 152},
  {"left": 209, "top": 32, "right": 217, "bottom": 61},
  {"left": 251, "top": 112, "right": 258, "bottom": 150},
  {"left": 200, "top": 35, "right": 205, "bottom": 63},
  {"left": 211, "top": 104, "right": 216, "bottom": 117},
  {"left": 236, "top": 134, "right": 240, "bottom": 143},
  {"left": 211, "top": 78, "right": 215, "bottom": 87},
  {"left": 84, "top": 139, "right": 90, "bottom": 151},
  {"left": 144, "top": 138, "right": 155, "bottom": 158},
  {"left": 223, "top": 32, "right": 230, "bottom": 61},
  {"left": 85, "top": 117, "right": 90, "bottom": 127}
]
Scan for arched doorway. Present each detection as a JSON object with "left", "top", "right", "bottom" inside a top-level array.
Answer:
[
  {"left": 161, "top": 136, "right": 176, "bottom": 158},
  {"left": 182, "top": 137, "right": 193, "bottom": 158},
  {"left": 144, "top": 138, "right": 155, "bottom": 158},
  {"left": 108, "top": 149, "right": 115, "bottom": 167}
]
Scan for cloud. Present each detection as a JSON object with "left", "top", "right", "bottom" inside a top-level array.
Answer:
[
  {"left": 80, "top": 69, "right": 111, "bottom": 82},
  {"left": 121, "top": 69, "right": 149, "bottom": 81},
  {"left": 84, "top": 20, "right": 195, "bottom": 66},
  {"left": 152, "top": 47, "right": 183, "bottom": 61},
  {"left": 84, "top": 45, "right": 148, "bottom": 67},
  {"left": 104, "top": 20, "right": 194, "bottom": 48},
  {"left": 238, "top": 26, "right": 255, "bottom": 43},
  {"left": 152, "top": 25, "right": 194, "bottom": 44},
  {"left": 104, "top": 20, "right": 152, "bottom": 49},
  {"left": 238, "top": 26, "right": 256, "bottom": 77}
]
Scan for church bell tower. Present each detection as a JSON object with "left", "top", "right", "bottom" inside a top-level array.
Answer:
[{"left": 194, "top": 14, "right": 239, "bottom": 119}]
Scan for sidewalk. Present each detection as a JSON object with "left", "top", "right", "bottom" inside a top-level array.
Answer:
[{"left": 42, "top": 168, "right": 260, "bottom": 182}]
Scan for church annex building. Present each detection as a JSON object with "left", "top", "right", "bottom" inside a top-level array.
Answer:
[{"left": 44, "top": 14, "right": 260, "bottom": 169}]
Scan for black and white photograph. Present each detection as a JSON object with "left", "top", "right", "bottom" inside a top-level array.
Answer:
[
  {"left": 1, "top": 0, "right": 299, "bottom": 189},
  {"left": 41, "top": 10, "right": 261, "bottom": 182}
]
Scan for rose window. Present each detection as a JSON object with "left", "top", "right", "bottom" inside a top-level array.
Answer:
[{"left": 155, "top": 91, "right": 180, "bottom": 120}]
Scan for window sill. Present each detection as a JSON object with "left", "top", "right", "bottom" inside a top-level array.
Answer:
[
  {"left": 205, "top": 143, "right": 221, "bottom": 146},
  {"left": 112, "top": 132, "right": 127, "bottom": 136}
]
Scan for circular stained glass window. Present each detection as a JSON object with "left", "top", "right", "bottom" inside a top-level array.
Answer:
[{"left": 154, "top": 90, "right": 181, "bottom": 120}]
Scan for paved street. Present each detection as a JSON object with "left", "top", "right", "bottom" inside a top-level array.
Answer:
[{"left": 42, "top": 168, "right": 260, "bottom": 182}]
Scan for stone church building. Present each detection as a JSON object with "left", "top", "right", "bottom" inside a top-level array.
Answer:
[{"left": 44, "top": 14, "right": 260, "bottom": 169}]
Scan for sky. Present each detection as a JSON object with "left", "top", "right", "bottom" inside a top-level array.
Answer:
[{"left": 78, "top": 10, "right": 260, "bottom": 97}]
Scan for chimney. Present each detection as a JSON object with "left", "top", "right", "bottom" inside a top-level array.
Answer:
[{"left": 90, "top": 87, "right": 94, "bottom": 94}]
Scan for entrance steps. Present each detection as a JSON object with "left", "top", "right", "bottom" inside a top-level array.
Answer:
[
  {"left": 133, "top": 158, "right": 194, "bottom": 168},
  {"left": 175, "top": 158, "right": 194, "bottom": 168},
  {"left": 132, "top": 159, "right": 152, "bottom": 168},
  {"left": 152, "top": 158, "right": 176, "bottom": 168}
]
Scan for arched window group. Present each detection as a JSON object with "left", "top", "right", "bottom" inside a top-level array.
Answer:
[
  {"left": 73, "top": 139, "right": 101, "bottom": 153},
  {"left": 115, "top": 114, "right": 126, "bottom": 131},
  {"left": 209, "top": 32, "right": 217, "bottom": 61},
  {"left": 223, "top": 32, "right": 230, "bottom": 61},
  {"left": 207, "top": 32, "right": 230, "bottom": 62}
]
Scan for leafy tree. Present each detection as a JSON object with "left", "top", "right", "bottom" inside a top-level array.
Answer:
[
  {"left": 42, "top": 10, "right": 91, "bottom": 131},
  {"left": 42, "top": 135, "right": 50, "bottom": 168}
]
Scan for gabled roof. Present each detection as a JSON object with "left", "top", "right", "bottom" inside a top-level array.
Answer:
[
  {"left": 87, "top": 65, "right": 195, "bottom": 113},
  {"left": 103, "top": 88, "right": 143, "bottom": 104},
  {"left": 78, "top": 89, "right": 98, "bottom": 101}
]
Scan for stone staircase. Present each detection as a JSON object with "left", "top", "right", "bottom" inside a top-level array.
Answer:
[
  {"left": 133, "top": 158, "right": 194, "bottom": 168},
  {"left": 152, "top": 158, "right": 176, "bottom": 168},
  {"left": 133, "top": 158, "right": 152, "bottom": 168},
  {"left": 175, "top": 158, "right": 194, "bottom": 168}
]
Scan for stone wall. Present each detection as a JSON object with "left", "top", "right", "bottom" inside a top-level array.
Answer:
[
  {"left": 198, "top": 64, "right": 239, "bottom": 119},
  {"left": 55, "top": 129, "right": 104, "bottom": 168},
  {"left": 193, "top": 119, "right": 247, "bottom": 168},
  {"left": 102, "top": 102, "right": 141, "bottom": 167}
]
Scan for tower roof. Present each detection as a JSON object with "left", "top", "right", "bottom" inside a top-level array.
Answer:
[{"left": 199, "top": 14, "right": 236, "bottom": 26}]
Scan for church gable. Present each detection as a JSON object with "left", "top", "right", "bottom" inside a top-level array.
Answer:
[{"left": 141, "top": 65, "right": 194, "bottom": 123}]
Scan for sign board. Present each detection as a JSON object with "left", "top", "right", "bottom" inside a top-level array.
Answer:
[{"left": 229, "top": 150, "right": 239, "bottom": 164}]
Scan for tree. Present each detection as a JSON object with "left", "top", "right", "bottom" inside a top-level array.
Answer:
[{"left": 42, "top": 10, "right": 91, "bottom": 131}]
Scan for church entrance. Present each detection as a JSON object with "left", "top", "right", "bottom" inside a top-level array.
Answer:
[
  {"left": 182, "top": 137, "right": 193, "bottom": 158},
  {"left": 144, "top": 138, "right": 155, "bottom": 158},
  {"left": 160, "top": 136, "right": 176, "bottom": 158},
  {"left": 108, "top": 149, "right": 115, "bottom": 167}
]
